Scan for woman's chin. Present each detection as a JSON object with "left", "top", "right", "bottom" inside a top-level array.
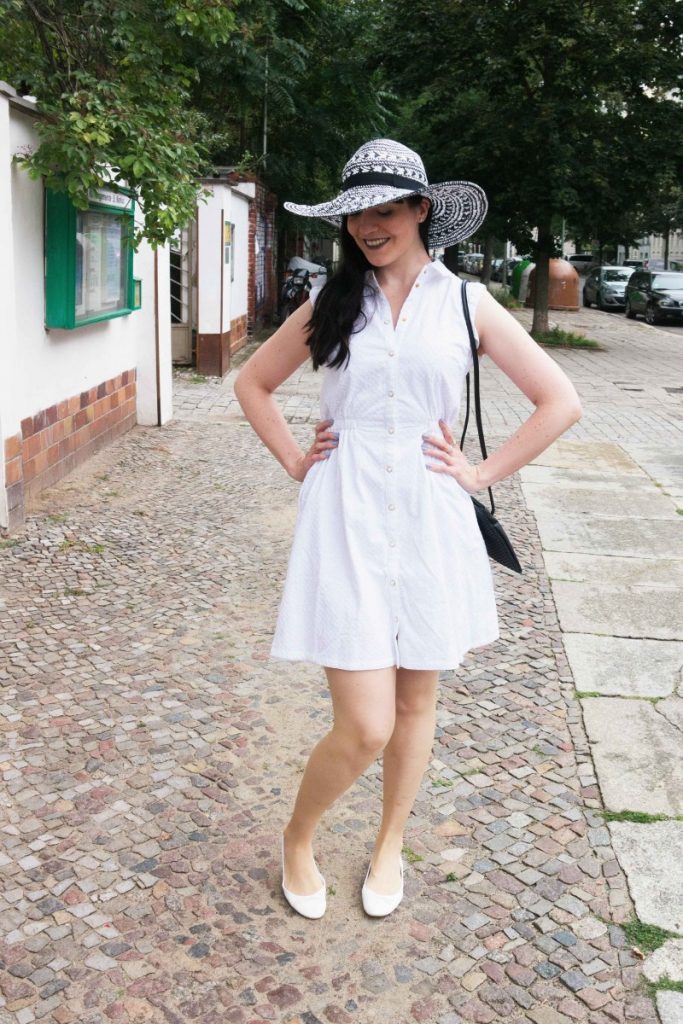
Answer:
[{"left": 365, "top": 247, "right": 396, "bottom": 266}]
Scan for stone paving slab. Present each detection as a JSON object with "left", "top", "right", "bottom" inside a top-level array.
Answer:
[
  {"left": 562, "top": 634, "right": 683, "bottom": 697},
  {"left": 658, "top": 990, "right": 683, "bottom": 1024},
  {"left": 643, "top": 939, "right": 683, "bottom": 983},
  {"left": 609, "top": 822, "right": 683, "bottom": 934},
  {"left": 0, "top": 411, "right": 651, "bottom": 1023},
  {"left": 659, "top": 696, "right": 683, "bottom": 731},
  {"left": 550, "top": 580, "right": 683, "bottom": 639},
  {"left": 518, "top": 465, "right": 655, "bottom": 488},
  {"left": 522, "top": 482, "right": 677, "bottom": 519},
  {"left": 532, "top": 513, "right": 683, "bottom": 559},
  {"left": 543, "top": 551, "right": 683, "bottom": 588},
  {"left": 581, "top": 698, "right": 683, "bottom": 816},
  {"left": 524, "top": 440, "right": 646, "bottom": 475}
]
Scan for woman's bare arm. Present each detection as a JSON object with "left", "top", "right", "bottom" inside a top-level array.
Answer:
[
  {"left": 469, "top": 288, "right": 583, "bottom": 490},
  {"left": 233, "top": 301, "right": 333, "bottom": 481},
  {"left": 421, "top": 288, "right": 581, "bottom": 495}
]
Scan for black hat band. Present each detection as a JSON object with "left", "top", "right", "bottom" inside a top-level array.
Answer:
[{"left": 342, "top": 171, "right": 426, "bottom": 192}]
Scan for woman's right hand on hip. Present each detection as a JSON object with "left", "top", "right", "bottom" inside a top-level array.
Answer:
[{"left": 290, "top": 419, "right": 338, "bottom": 482}]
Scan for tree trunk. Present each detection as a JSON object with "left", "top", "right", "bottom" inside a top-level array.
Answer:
[
  {"left": 664, "top": 219, "right": 670, "bottom": 269},
  {"left": 481, "top": 234, "right": 495, "bottom": 284},
  {"left": 531, "top": 217, "right": 553, "bottom": 335}
]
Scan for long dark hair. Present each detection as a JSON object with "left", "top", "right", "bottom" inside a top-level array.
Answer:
[{"left": 306, "top": 196, "right": 433, "bottom": 371}]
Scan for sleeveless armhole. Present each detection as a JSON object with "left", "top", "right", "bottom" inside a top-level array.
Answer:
[
  {"left": 308, "top": 283, "right": 325, "bottom": 310},
  {"left": 464, "top": 280, "right": 487, "bottom": 350}
]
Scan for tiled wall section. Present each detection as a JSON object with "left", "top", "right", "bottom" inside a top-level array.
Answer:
[
  {"left": 230, "top": 314, "right": 248, "bottom": 356},
  {"left": 3, "top": 369, "right": 137, "bottom": 525}
]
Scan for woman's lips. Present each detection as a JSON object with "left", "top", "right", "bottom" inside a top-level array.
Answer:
[{"left": 364, "top": 238, "right": 389, "bottom": 249}]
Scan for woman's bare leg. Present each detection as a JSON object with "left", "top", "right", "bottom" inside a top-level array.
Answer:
[
  {"left": 283, "top": 665, "right": 396, "bottom": 895},
  {"left": 367, "top": 668, "right": 440, "bottom": 894}
]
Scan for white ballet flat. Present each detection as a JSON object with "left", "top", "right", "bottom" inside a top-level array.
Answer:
[
  {"left": 361, "top": 855, "right": 404, "bottom": 917},
  {"left": 281, "top": 834, "right": 326, "bottom": 919}
]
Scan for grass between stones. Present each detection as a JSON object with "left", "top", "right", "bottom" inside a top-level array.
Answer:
[
  {"left": 622, "top": 917, "right": 679, "bottom": 954},
  {"left": 599, "top": 810, "right": 683, "bottom": 824},
  {"left": 646, "top": 978, "right": 683, "bottom": 995},
  {"left": 575, "top": 691, "right": 662, "bottom": 703}
]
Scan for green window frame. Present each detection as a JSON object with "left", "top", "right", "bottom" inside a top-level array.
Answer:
[{"left": 45, "top": 187, "right": 139, "bottom": 329}]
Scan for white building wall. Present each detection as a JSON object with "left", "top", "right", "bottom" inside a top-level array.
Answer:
[
  {"left": 197, "top": 183, "right": 250, "bottom": 335},
  {"left": 8, "top": 107, "right": 169, "bottom": 427},
  {"left": 231, "top": 190, "right": 250, "bottom": 322},
  {"left": 197, "top": 185, "right": 225, "bottom": 336},
  {"left": 0, "top": 84, "right": 172, "bottom": 527},
  {"left": 0, "top": 91, "right": 18, "bottom": 525}
]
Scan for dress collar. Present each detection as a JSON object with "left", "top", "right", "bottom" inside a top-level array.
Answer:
[{"left": 365, "top": 257, "right": 448, "bottom": 290}]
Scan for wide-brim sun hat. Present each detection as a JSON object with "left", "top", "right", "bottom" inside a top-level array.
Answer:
[{"left": 284, "top": 138, "right": 488, "bottom": 249}]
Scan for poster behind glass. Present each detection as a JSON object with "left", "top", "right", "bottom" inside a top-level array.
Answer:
[{"left": 75, "top": 211, "right": 128, "bottom": 322}]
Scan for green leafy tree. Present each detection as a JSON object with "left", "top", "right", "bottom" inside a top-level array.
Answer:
[
  {"left": 193, "top": 0, "right": 391, "bottom": 255},
  {"left": 376, "top": 0, "right": 683, "bottom": 331},
  {"left": 0, "top": 0, "right": 238, "bottom": 246}
]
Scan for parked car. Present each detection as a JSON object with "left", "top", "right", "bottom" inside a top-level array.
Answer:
[
  {"left": 464, "top": 252, "right": 485, "bottom": 275},
  {"left": 490, "top": 257, "right": 523, "bottom": 282},
  {"left": 624, "top": 270, "right": 683, "bottom": 325},
  {"left": 622, "top": 259, "right": 644, "bottom": 270},
  {"left": 565, "top": 253, "right": 595, "bottom": 274},
  {"left": 583, "top": 265, "right": 633, "bottom": 311}
]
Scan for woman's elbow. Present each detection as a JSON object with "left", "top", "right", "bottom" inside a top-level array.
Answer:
[{"left": 568, "top": 396, "right": 583, "bottom": 424}]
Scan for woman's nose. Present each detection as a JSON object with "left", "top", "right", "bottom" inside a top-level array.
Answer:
[{"left": 356, "top": 209, "right": 380, "bottom": 232}]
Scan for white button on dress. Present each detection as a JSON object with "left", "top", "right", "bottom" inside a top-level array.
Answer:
[{"left": 270, "top": 260, "right": 499, "bottom": 671}]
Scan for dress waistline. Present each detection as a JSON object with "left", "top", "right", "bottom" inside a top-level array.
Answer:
[{"left": 328, "top": 416, "right": 445, "bottom": 432}]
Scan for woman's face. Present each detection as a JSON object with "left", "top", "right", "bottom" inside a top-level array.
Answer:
[{"left": 346, "top": 197, "right": 431, "bottom": 267}]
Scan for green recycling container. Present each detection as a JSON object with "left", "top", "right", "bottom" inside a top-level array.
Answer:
[{"left": 511, "top": 258, "right": 531, "bottom": 299}]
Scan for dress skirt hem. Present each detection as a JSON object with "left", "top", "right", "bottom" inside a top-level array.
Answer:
[{"left": 269, "top": 628, "right": 500, "bottom": 672}]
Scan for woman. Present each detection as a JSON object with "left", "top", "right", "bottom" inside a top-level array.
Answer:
[{"left": 234, "top": 139, "right": 582, "bottom": 920}]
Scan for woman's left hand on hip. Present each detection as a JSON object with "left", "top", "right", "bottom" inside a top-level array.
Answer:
[{"left": 421, "top": 419, "right": 483, "bottom": 494}]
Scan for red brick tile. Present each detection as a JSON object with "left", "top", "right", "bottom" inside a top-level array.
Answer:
[
  {"left": 33, "top": 409, "right": 48, "bottom": 433},
  {"left": 46, "top": 443, "right": 61, "bottom": 468},
  {"left": 4, "top": 457, "right": 23, "bottom": 486},
  {"left": 24, "top": 433, "right": 44, "bottom": 461},
  {"left": 4, "top": 434, "right": 22, "bottom": 461}
]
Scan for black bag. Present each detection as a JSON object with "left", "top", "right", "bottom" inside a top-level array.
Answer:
[{"left": 460, "top": 280, "right": 523, "bottom": 574}]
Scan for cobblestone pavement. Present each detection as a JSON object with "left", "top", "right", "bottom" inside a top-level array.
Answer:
[{"left": 1, "top": 299, "right": 676, "bottom": 1024}]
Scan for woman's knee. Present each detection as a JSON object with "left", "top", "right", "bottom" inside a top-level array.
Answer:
[
  {"left": 333, "top": 716, "right": 395, "bottom": 758},
  {"left": 325, "top": 665, "right": 396, "bottom": 757}
]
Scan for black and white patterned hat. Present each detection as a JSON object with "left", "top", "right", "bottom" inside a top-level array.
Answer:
[{"left": 284, "top": 138, "right": 488, "bottom": 248}]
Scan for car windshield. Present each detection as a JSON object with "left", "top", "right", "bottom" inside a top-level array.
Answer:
[
  {"left": 653, "top": 274, "right": 683, "bottom": 290},
  {"left": 603, "top": 269, "right": 632, "bottom": 282}
]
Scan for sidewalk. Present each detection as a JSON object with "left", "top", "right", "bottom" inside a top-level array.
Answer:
[{"left": 0, "top": 300, "right": 680, "bottom": 1024}]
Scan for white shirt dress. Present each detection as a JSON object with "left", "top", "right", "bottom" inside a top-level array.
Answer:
[{"left": 270, "top": 258, "right": 500, "bottom": 671}]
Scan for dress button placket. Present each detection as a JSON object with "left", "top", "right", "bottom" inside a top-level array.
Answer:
[{"left": 384, "top": 296, "right": 399, "bottom": 654}]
